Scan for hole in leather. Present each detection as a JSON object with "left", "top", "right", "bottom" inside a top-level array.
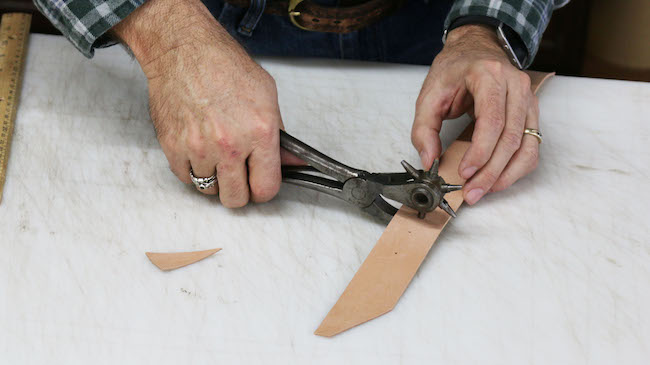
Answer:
[
  {"left": 333, "top": 20, "right": 341, "bottom": 24},
  {"left": 312, "top": 18, "right": 320, "bottom": 22}
]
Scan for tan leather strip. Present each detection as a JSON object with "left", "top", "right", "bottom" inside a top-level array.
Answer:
[
  {"left": 224, "top": 0, "right": 405, "bottom": 33},
  {"left": 146, "top": 248, "right": 221, "bottom": 271},
  {"left": 314, "top": 71, "right": 554, "bottom": 337},
  {"left": 315, "top": 141, "right": 469, "bottom": 337},
  {"left": 527, "top": 71, "right": 555, "bottom": 94}
]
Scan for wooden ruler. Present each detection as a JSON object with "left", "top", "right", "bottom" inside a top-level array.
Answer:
[{"left": 0, "top": 13, "right": 30, "bottom": 204}]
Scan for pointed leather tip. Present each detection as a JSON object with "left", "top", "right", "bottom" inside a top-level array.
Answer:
[
  {"left": 146, "top": 248, "right": 221, "bottom": 271},
  {"left": 313, "top": 305, "right": 395, "bottom": 337},
  {"left": 314, "top": 319, "right": 347, "bottom": 337},
  {"left": 313, "top": 327, "right": 334, "bottom": 337}
]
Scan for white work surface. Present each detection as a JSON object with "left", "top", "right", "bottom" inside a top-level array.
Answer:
[{"left": 1, "top": 35, "right": 649, "bottom": 364}]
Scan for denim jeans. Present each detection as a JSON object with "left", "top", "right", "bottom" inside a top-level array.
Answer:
[{"left": 202, "top": 0, "right": 453, "bottom": 65}]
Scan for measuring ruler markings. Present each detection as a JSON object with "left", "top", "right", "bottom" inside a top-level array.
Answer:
[{"left": 0, "top": 13, "right": 31, "bottom": 203}]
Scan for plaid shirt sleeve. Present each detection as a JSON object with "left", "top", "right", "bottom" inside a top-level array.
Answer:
[
  {"left": 33, "top": 0, "right": 146, "bottom": 58},
  {"left": 445, "top": 0, "right": 570, "bottom": 67}
]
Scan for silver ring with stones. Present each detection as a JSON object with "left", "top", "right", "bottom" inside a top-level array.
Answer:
[{"left": 189, "top": 168, "right": 217, "bottom": 190}]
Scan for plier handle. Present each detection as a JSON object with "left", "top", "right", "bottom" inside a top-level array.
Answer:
[{"left": 280, "top": 130, "right": 462, "bottom": 222}]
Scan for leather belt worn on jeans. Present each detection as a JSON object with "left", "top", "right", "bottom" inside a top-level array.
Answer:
[{"left": 226, "top": 0, "right": 406, "bottom": 35}]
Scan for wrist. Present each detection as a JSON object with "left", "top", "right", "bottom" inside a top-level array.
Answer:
[
  {"left": 446, "top": 19, "right": 528, "bottom": 69},
  {"left": 112, "top": 0, "right": 231, "bottom": 78},
  {"left": 445, "top": 24, "right": 501, "bottom": 51}
]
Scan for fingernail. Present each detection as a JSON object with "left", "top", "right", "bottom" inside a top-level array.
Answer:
[
  {"left": 419, "top": 151, "right": 429, "bottom": 168},
  {"left": 465, "top": 188, "right": 484, "bottom": 205},
  {"left": 461, "top": 166, "right": 478, "bottom": 179}
]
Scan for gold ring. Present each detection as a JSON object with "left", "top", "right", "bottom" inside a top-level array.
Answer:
[{"left": 524, "top": 128, "right": 543, "bottom": 144}]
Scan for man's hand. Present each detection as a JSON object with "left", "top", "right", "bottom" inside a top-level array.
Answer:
[
  {"left": 412, "top": 24, "right": 540, "bottom": 205},
  {"left": 114, "top": 0, "right": 295, "bottom": 207}
]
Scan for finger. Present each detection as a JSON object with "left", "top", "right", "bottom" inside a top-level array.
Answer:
[
  {"left": 159, "top": 137, "right": 193, "bottom": 184},
  {"left": 462, "top": 73, "right": 529, "bottom": 204},
  {"left": 273, "top": 120, "right": 306, "bottom": 166},
  {"left": 280, "top": 148, "right": 306, "bottom": 166},
  {"left": 216, "top": 159, "right": 250, "bottom": 208},
  {"left": 491, "top": 95, "right": 540, "bottom": 192},
  {"left": 458, "top": 71, "right": 507, "bottom": 180},
  {"left": 168, "top": 154, "right": 193, "bottom": 185},
  {"left": 248, "top": 129, "right": 282, "bottom": 203},
  {"left": 411, "top": 87, "right": 450, "bottom": 169},
  {"left": 189, "top": 157, "right": 219, "bottom": 195}
]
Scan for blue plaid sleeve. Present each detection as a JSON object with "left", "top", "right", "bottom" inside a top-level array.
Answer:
[
  {"left": 445, "top": 0, "right": 570, "bottom": 67},
  {"left": 33, "top": 0, "right": 146, "bottom": 58}
]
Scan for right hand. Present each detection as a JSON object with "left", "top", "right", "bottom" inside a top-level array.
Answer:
[
  {"left": 114, "top": 0, "right": 298, "bottom": 207},
  {"left": 149, "top": 45, "right": 285, "bottom": 207}
]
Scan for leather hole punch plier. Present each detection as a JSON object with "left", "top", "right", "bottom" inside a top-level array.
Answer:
[{"left": 280, "top": 130, "right": 463, "bottom": 222}]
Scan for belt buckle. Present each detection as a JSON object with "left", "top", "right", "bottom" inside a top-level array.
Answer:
[{"left": 288, "top": 0, "right": 313, "bottom": 31}]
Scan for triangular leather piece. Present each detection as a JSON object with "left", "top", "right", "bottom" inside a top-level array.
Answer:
[
  {"left": 146, "top": 248, "right": 221, "bottom": 271},
  {"left": 315, "top": 71, "right": 554, "bottom": 337}
]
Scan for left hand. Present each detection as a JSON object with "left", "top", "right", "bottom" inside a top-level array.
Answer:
[{"left": 411, "top": 24, "right": 540, "bottom": 205}]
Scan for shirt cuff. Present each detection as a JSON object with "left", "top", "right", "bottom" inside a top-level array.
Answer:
[
  {"left": 33, "top": 0, "right": 146, "bottom": 58},
  {"left": 444, "top": 0, "right": 559, "bottom": 68}
]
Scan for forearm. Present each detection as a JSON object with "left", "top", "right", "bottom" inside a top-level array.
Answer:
[{"left": 112, "top": 0, "right": 243, "bottom": 79}]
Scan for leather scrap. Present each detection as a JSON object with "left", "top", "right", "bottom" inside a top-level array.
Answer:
[
  {"left": 314, "top": 71, "right": 554, "bottom": 337},
  {"left": 146, "top": 248, "right": 221, "bottom": 271}
]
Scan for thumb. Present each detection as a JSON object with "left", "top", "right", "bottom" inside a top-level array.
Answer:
[
  {"left": 278, "top": 119, "right": 307, "bottom": 166},
  {"left": 280, "top": 148, "right": 306, "bottom": 166}
]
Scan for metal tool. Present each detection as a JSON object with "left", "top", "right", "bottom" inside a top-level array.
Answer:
[{"left": 280, "top": 130, "right": 463, "bottom": 222}]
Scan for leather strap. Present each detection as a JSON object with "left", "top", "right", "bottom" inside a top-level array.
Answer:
[
  {"left": 315, "top": 140, "right": 469, "bottom": 337},
  {"left": 314, "top": 71, "right": 555, "bottom": 337},
  {"left": 224, "top": 0, "right": 406, "bottom": 33}
]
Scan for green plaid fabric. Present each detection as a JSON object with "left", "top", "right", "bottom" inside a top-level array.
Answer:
[
  {"left": 33, "top": 0, "right": 144, "bottom": 57},
  {"left": 445, "top": 0, "right": 569, "bottom": 67}
]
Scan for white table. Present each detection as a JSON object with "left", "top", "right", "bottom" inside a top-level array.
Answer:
[{"left": 1, "top": 34, "right": 649, "bottom": 364}]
